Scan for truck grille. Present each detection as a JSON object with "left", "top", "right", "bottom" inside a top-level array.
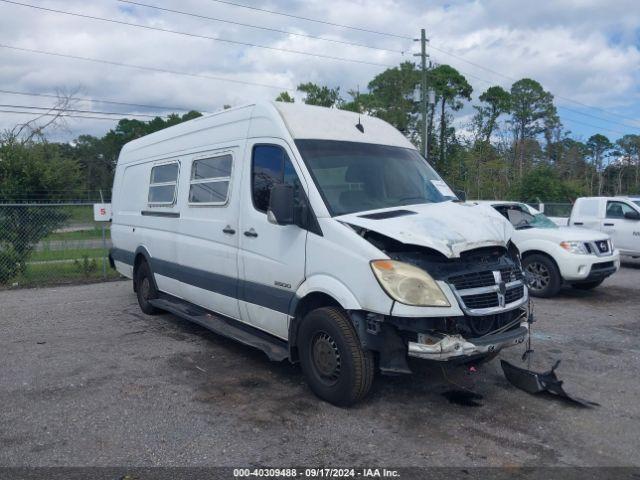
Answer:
[
  {"left": 449, "top": 267, "right": 527, "bottom": 316},
  {"left": 595, "top": 240, "right": 610, "bottom": 254}
]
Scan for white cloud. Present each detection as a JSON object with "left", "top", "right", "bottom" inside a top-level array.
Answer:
[{"left": 0, "top": 0, "right": 638, "bottom": 141}]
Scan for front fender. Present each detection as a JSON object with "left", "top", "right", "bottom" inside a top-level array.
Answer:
[{"left": 294, "top": 274, "right": 363, "bottom": 312}]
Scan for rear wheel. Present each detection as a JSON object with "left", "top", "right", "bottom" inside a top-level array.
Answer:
[
  {"left": 572, "top": 279, "right": 604, "bottom": 290},
  {"left": 298, "top": 307, "right": 374, "bottom": 406},
  {"left": 135, "top": 260, "right": 161, "bottom": 315},
  {"left": 523, "top": 253, "right": 561, "bottom": 298}
]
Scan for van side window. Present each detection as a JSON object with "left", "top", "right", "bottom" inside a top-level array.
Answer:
[
  {"left": 189, "top": 154, "right": 232, "bottom": 204},
  {"left": 252, "top": 145, "right": 300, "bottom": 212},
  {"left": 606, "top": 201, "right": 634, "bottom": 219},
  {"left": 148, "top": 162, "right": 179, "bottom": 204}
]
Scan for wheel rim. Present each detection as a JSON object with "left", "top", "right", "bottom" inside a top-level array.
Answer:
[
  {"left": 311, "top": 331, "right": 341, "bottom": 385},
  {"left": 525, "top": 262, "right": 550, "bottom": 291},
  {"left": 140, "top": 276, "right": 151, "bottom": 302}
]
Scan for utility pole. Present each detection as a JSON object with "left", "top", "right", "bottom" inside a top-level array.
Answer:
[{"left": 414, "top": 29, "right": 429, "bottom": 160}]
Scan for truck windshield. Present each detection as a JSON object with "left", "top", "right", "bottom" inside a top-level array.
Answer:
[
  {"left": 294, "top": 140, "right": 457, "bottom": 216},
  {"left": 496, "top": 204, "right": 557, "bottom": 230}
]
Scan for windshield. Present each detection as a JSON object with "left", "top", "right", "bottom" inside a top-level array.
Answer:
[
  {"left": 295, "top": 140, "right": 457, "bottom": 216},
  {"left": 633, "top": 200, "right": 640, "bottom": 209},
  {"left": 496, "top": 204, "right": 558, "bottom": 230}
]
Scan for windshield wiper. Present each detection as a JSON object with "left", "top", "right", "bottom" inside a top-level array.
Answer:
[{"left": 515, "top": 225, "right": 534, "bottom": 230}]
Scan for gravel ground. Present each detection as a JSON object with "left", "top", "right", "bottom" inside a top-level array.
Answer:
[{"left": 1, "top": 261, "right": 639, "bottom": 467}]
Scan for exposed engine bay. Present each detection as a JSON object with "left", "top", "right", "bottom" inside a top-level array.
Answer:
[{"left": 344, "top": 223, "right": 530, "bottom": 373}]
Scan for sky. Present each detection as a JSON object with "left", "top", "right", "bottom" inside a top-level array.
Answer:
[{"left": 1, "top": 0, "right": 639, "bottom": 143}]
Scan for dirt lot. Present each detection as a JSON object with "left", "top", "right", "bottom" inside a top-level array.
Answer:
[{"left": 1, "top": 262, "right": 639, "bottom": 468}]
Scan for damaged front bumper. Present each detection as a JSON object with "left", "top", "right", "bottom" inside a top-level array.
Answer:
[{"left": 407, "top": 323, "right": 528, "bottom": 361}]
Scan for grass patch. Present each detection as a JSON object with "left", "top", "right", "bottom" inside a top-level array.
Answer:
[
  {"left": 44, "top": 227, "right": 111, "bottom": 241},
  {"left": 10, "top": 261, "right": 121, "bottom": 288},
  {"left": 30, "top": 247, "right": 107, "bottom": 262}
]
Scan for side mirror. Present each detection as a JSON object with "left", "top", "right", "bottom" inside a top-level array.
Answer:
[
  {"left": 624, "top": 210, "right": 640, "bottom": 220},
  {"left": 267, "top": 184, "right": 295, "bottom": 225},
  {"left": 454, "top": 189, "right": 467, "bottom": 201}
]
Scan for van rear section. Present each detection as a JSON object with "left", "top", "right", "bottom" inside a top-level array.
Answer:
[{"left": 110, "top": 101, "right": 529, "bottom": 406}]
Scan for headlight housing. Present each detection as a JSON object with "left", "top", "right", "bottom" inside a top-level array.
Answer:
[
  {"left": 370, "top": 260, "right": 450, "bottom": 307},
  {"left": 559, "top": 241, "right": 589, "bottom": 255}
]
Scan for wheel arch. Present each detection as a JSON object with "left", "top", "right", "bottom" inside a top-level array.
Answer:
[
  {"left": 521, "top": 249, "right": 561, "bottom": 275},
  {"left": 288, "top": 277, "right": 362, "bottom": 363},
  {"left": 132, "top": 246, "right": 155, "bottom": 292}
]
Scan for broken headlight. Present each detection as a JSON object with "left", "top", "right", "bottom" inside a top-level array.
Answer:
[{"left": 370, "top": 260, "right": 450, "bottom": 307}]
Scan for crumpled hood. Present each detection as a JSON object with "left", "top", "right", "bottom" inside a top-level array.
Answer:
[{"left": 337, "top": 201, "right": 514, "bottom": 258}]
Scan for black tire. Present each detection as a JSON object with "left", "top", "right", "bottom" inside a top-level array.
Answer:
[
  {"left": 135, "top": 260, "right": 161, "bottom": 315},
  {"left": 298, "top": 307, "right": 374, "bottom": 406},
  {"left": 523, "top": 253, "right": 561, "bottom": 298},
  {"left": 571, "top": 279, "right": 604, "bottom": 290}
]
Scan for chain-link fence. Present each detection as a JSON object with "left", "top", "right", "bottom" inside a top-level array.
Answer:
[
  {"left": 537, "top": 202, "right": 573, "bottom": 218},
  {"left": 0, "top": 203, "right": 120, "bottom": 289}
]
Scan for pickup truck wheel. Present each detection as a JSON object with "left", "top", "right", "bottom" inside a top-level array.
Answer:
[
  {"left": 572, "top": 279, "right": 604, "bottom": 290},
  {"left": 135, "top": 261, "right": 161, "bottom": 315},
  {"left": 298, "top": 307, "right": 374, "bottom": 406},
  {"left": 523, "top": 254, "right": 561, "bottom": 298}
]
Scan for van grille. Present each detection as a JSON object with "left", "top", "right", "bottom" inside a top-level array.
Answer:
[
  {"left": 448, "top": 267, "right": 527, "bottom": 315},
  {"left": 449, "top": 267, "right": 523, "bottom": 290}
]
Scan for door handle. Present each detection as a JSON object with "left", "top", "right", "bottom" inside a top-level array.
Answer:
[
  {"left": 244, "top": 228, "right": 258, "bottom": 238},
  {"left": 573, "top": 222, "right": 583, "bottom": 226},
  {"left": 604, "top": 223, "right": 614, "bottom": 226},
  {"left": 222, "top": 226, "right": 236, "bottom": 235}
]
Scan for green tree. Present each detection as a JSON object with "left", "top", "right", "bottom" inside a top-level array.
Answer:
[
  {"left": 297, "top": 83, "right": 342, "bottom": 107},
  {"left": 429, "top": 65, "right": 473, "bottom": 172},
  {"left": 474, "top": 86, "right": 511, "bottom": 143},
  {"left": 509, "top": 79, "right": 557, "bottom": 177},
  {"left": 514, "top": 165, "right": 577, "bottom": 202},
  {"left": 275, "top": 91, "right": 295, "bottom": 103},
  {"left": 357, "top": 62, "right": 420, "bottom": 137},
  {"left": 615, "top": 134, "right": 640, "bottom": 194},
  {"left": 0, "top": 140, "right": 83, "bottom": 281},
  {"left": 586, "top": 134, "right": 612, "bottom": 195}
]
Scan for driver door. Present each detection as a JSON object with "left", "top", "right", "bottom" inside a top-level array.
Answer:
[
  {"left": 603, "top": 200, "right": 639, "bottom": 254},
  {"left": 237, "top": 140, "right": 308, "bottom": 339}
]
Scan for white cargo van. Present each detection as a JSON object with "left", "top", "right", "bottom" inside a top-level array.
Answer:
[
  {"left": 110, "top": 102, "right": 529, "bottom": 405},
  {"left": 569, "top": 197, "right": 640, "bottom": 257}
]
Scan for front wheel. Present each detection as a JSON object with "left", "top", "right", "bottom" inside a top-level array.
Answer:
[
  {"left": 523, "top": 254, "right": 562, "bottom": 298},
  {"left": 298, "top": 307, "right": 374, "bottom": 406},
  {"left": 572, "top": 279, "right": 604, "bottom": 290}
]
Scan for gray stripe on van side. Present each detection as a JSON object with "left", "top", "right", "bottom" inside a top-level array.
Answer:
[{"left": 110, "top": 248, "right": 295, "bottom": 314}]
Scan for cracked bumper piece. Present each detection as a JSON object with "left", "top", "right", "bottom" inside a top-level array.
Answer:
[{"left": 407, "top": 324, "right": 528, "bottom": 361}]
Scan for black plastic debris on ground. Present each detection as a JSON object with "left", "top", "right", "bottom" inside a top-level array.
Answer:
[
  {"left": 501, "top": 359, "right": 600, "bottom": 408},
  {"left": 442, "top": 390, "right": 484, "bottom": 407}
]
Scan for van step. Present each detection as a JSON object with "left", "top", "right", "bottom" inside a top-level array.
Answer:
[{"left": 149, "top": 295, "right": 289, "bottom": 362}]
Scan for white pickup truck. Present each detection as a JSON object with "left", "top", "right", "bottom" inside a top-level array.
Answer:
[
  {"left": 476, "top": 201, "right": 620, "bottom": 297},
  {"left": 569, "top": 197, "right": 640, "bottom": 258}
]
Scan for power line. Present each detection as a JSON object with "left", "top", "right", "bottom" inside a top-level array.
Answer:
[
  {"left": 424, "top": 45, "right": 640, "bottom": 134},
  {"left": 0, "top": 44, "right": 293, "bottom": 91},
  {"left": 206, "top": 0, "right": 412, "bottom": 40},
  {"left": 0, "top": 103, "right": 164, "bottom": 119},
  {"left": 117, "top": 0, "right": 405, "bottom": 54},
  {"left": 426, "top": 42, "right": 640, "bottom": 126},
  {"left": 1, "top": 0, "right": 394, "bottom": 68},
  {"left": 0, "top": 108, "right": 132, "bottom": 121},
  {"left": 0, "top": 88, "right": 197, "bottom": 112}
]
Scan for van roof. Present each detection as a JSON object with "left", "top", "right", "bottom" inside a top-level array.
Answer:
[
  {"left": 272, "top": 102, "right": 414, "bottom": 148},
  {"left": 117, "top": 101, "right": 414, "bottom": 164}
]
